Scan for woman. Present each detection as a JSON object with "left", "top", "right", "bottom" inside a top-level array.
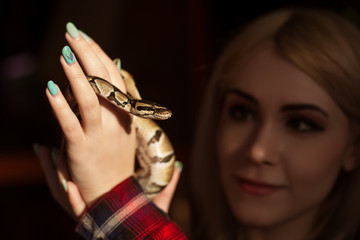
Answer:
[
  {"left": 37, "top": 7, "right": 360, "bottom": 240},
  {"left": 191, "top": 8, "right": 360, "bottom": 240}
]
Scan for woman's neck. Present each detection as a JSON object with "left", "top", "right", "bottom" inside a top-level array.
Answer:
[{"left": 240, "top": 206, "right": 317, "bottom": 240}]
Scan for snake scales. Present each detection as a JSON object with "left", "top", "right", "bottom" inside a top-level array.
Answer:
[{"left": 65, "top": 58, "right": 175, "bottom": 199}]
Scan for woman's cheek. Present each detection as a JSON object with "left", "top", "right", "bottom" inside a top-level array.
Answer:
[
  {"left": 216, "top": 121, "right": 252, "bottom": 167},
  {"left": 284, "top": 138, "right": 344, "bottom": 204}
]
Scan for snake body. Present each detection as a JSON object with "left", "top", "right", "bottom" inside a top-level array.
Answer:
[
  {"left": 66, "top": 59, "right": 175, "bottom": 199},
  {"left": 87, "top": 75, "right": 172, "bottom": 120}
]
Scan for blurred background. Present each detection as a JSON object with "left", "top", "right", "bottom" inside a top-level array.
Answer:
[{"left": 0, "top": 0, "right": 359, "bottom": 239}]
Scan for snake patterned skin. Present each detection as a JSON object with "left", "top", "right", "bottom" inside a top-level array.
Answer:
[{"left": 65, "top": 59, "right": 175, "bottom": 199}]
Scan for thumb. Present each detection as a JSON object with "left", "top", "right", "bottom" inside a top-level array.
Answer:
[
  {"left": 152, "top": 161, "right": 183, "bottom": 213},
  {"left": 67, "top": 181, "right": 87, "bottom": 218}
]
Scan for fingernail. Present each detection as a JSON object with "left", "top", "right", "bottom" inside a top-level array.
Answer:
[
  {"left": 62, "top": 45, "right": 75, "bottom": 64},
  {"left": 114, "top": 58, "right": 121, "bottom": 71},
  {"left": 33, "top": 143, "right": 40, "bottom": 157},
  {"left": 47, "top": 80, "right": 58, "bottom": 95},
  {"left": 174, "top": 161, "right": 183, "bottom": 173},
  {"left": 79, "top": 30, "right": 91, "bottom": 42},
  {"left": 66, "top": 22, "right": 80, "bottom": 38},
  {"left": 51, "top": 147, "right": 58, "bottom": 167},
  {"left": 61, "top": 179, "right": 68, "bottom": 192}
]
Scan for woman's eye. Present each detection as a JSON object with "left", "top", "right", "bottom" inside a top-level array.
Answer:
[
  {"left": 228, "top": 105, "right": 254, "bottom": 121},
  {"left": 286, "top": 117, "right": 324, "bottom": 132}
]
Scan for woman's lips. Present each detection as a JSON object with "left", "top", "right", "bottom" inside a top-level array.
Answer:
[{"left": 236, "top": 177, "right": 284, "bottom": 196}]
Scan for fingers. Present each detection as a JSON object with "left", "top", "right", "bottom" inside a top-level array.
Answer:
[
  {"left": 36, "top": 145, "right": 74, "bottom": 216},
  {"left": 65, "top": 33, "right": 109, "bottom": 79},
  {"left": 45, "top": 81, "right": 85, "bottom": 144},
  {"left": 37, "top": 145, "right": 60, "bottom": 196},
  {"left": 56, "top": 151, "right": 86, "bottom": 218},
  {"left": 60, "top": 47, "right": 102, "bottom": 134},
  {"left": 67, "top": 22, "right": 125, "bottom": 91},
  {"left": 59, "top": 22, "right": 126, "bottom": 134},
  {"left": 56, "top": 148, "right": 71, "bottom": 182},
  {"left": 35, "top": 144, "right": 86, "bottom": 219},
  {"left": 67, "top": 181, "right": 87, "bottom": 218},
  {"left": 152, "top": 161, "right": 183, "bottom": 213},
  {"left": 54, "top": 151, "right": 84, "bottom": 219},
  {"left": 84, "top": 39, "right": 126, "bottom": 91},
  {"left": 66, "top": 24, "right": 126, "bottom": 92}
]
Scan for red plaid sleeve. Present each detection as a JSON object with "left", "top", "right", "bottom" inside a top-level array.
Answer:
[{"left": 76, "top": 176, "right": 188, "bottom": 240}]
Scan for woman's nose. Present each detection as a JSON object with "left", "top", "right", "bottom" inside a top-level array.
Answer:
[{"left": 245, "top": 123, "right": 279, "bottom": 166}]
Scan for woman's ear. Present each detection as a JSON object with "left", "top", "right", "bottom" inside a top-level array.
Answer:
[{"left": 343, "top": 140, "right": 360, "bottom": 172}]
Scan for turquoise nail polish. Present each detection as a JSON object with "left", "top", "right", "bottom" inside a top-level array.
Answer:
[
  {"left": 66, "top": 22, "right": 79, "bottom": 37},
  {"left": 61, "top": 179, "right": 68, "bottom": 192},
  {"left": 115, "top": 58, "right": 121, "bottom": 72},
  {"left": 62, "top": 45, "right": 75, "bottom": 64},
  {"left": 47, "top": 80, "right": 58, "bottom": 95},
  {"left": 79, "top": 30, "right": 91, "bottom": 42},
  {"left": 174, "top": 161, "right": 183, "bottom": 173}
]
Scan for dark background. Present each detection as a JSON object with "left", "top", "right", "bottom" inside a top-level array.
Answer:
[{"left": 0, "top": 0, "right": 359, "bottom": 239}]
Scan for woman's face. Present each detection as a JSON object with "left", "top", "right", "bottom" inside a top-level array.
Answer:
[{"left": 217, "top": 46, "right": 355, "bottom": 229}]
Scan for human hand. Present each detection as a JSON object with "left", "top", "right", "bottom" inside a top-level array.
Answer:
[
  {"left": 35, "top": 144, "right": 86, "bottom": 218},
  {"left": 36, "top": 142, "right": 182, "bottom": 218},
  {"left": 46, "top": 23, "right": 136, "bottom": 206},
  {"left": 36, "top": 142, "right": 182, "bottom": 217},
  {"left": 152, "top": 161, "right": 183, "bottom": 213}
]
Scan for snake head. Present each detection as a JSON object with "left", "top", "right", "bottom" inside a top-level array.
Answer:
[{"left": 132, "top": 100, "right": 172, "bottom": 120}]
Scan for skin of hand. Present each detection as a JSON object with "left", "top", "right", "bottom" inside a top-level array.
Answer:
[
  {"left": 36, "top": 145, "right": 86, "bottom": 218},
  {"left": 36, "top": 144, "right": 181, "bottom": 218},
  {"left": 40, "top": 30, "right": 181, "bottom": 217},
  {"left": 46, "top": 32, "right": 137, "bottom": 206}
]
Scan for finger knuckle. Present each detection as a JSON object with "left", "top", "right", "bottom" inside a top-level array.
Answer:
[
  {"left": 81, "top": 97, "right": 99, "bottom": 113},
  {"left": 62, "top": 121, "right": 79, "bottom": 135}
]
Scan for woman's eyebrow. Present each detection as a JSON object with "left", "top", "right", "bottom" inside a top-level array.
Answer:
[
  {"left": 226, "top": 89, "right": 329, "bottom": 118},
  {"left": 281, "top": 104, "right": 329, "bottom": 118},
  {"left": 226, "top": 89, "right": 258, "bottom": 104}
]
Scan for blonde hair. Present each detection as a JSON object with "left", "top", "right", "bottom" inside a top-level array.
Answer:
[{"left": 191, "top": 7, "right": 360, "bottom": 240}]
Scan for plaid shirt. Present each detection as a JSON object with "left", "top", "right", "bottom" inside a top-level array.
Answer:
[{"left": 76, "top": 176, "right": 188, "bottom": 240}]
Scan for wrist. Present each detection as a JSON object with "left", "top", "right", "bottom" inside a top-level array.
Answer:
[{"left": 79, "top": 172, "right": 134, "bottom": 206}]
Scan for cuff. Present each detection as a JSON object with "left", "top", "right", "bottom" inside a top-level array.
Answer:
[{"left": 75, "top": 176, "right": 151, "bottom": 239}]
